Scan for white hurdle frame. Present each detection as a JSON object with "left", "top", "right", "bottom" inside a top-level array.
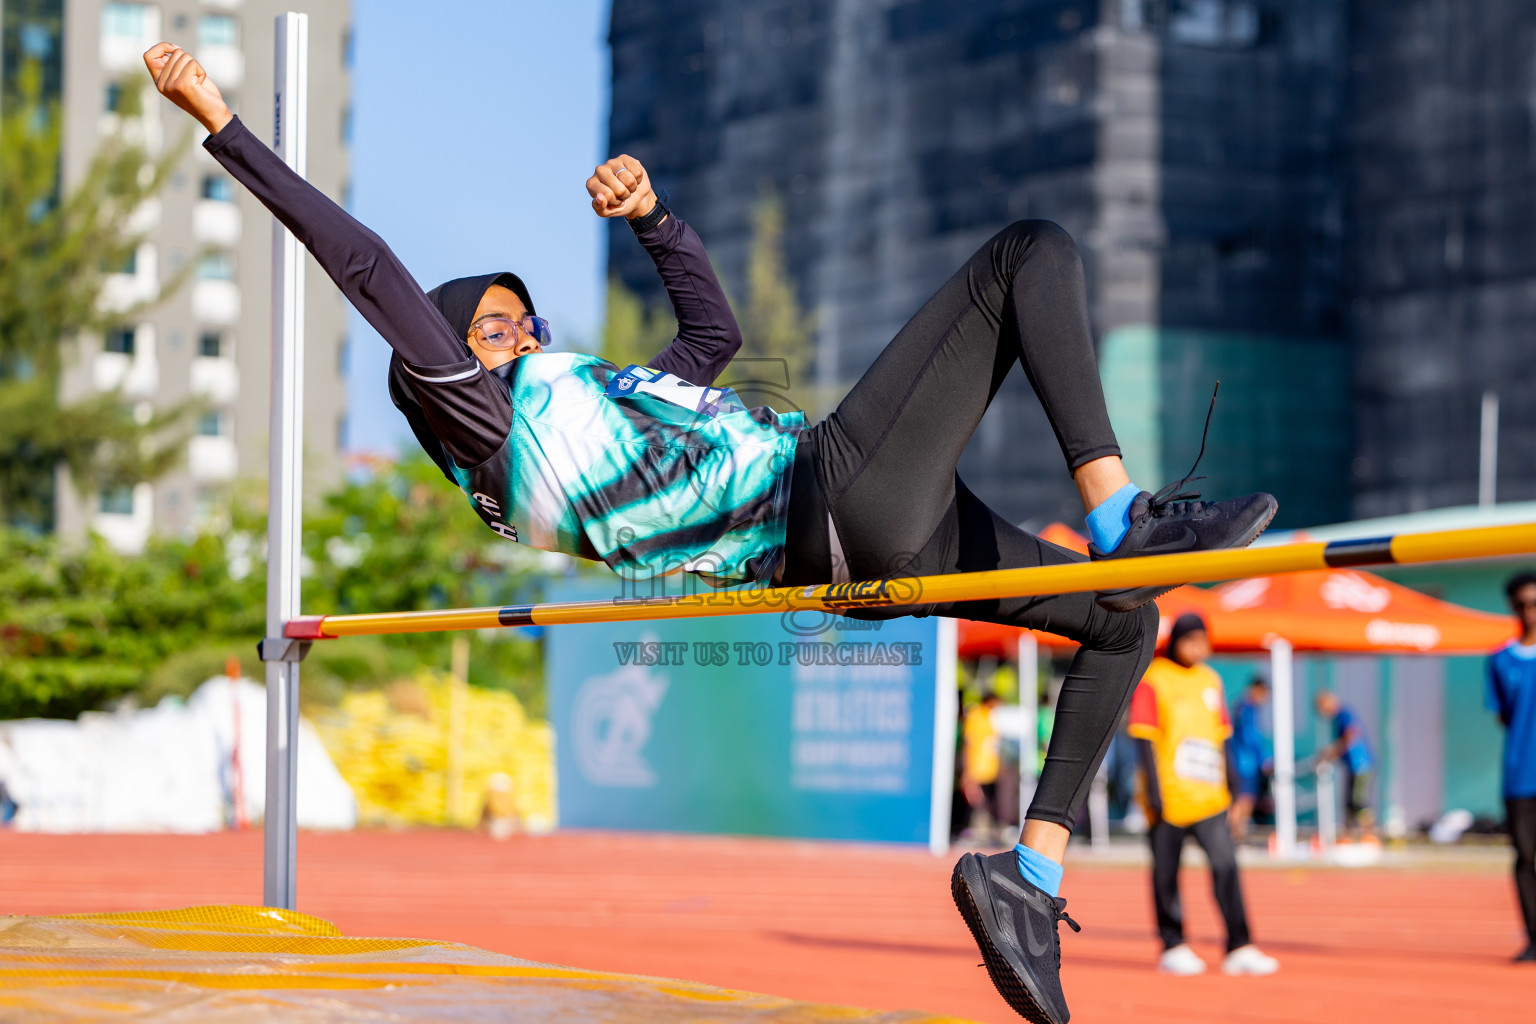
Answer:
[{"left": 260, "top": 11, "right": 309, "bottom": 910}]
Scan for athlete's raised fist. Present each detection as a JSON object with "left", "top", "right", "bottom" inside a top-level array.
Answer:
[
  {"left": 143, "top": 42, "right": 233, "bottom": 135},
  {"left": 587, "top": 155, "right": 658, "bottom": 222}
]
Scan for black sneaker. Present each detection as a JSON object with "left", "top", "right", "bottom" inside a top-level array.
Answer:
[
  {"left": 951, "top": 850, "right": 1080, "bottom": 1024},
  {"left": 1088, "top": 381, "right": 1277, "bottom": 613},
  {"left": 1515, "top": 944, "right": 1536, "bottom": 963},
  {"left": 1089, "top": 485, "right": 1277, "bottom": 612}
]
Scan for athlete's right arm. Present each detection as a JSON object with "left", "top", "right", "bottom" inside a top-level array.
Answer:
[
  {"left": 143, "top": 43, "right": 470, "bottom": 371},
  {"left": 587, "top": 155, "right": 742, "bottom": 385}
]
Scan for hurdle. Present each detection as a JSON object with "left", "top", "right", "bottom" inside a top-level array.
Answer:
[{"left": 251, "top": 14, "right": 1536, "bottom": 910}]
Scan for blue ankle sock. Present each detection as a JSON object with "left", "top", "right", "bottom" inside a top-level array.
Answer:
[
  {"left": 1015, "top": 844, "right": 1064, "bottom": 898},
  {"left": 1086, "top": 482, "right": 1141, "bottom": 553}
]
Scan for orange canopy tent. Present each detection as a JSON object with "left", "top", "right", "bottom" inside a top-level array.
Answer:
[{"left": 1182, "top": 566, "right": 1513, "bottom": 654}]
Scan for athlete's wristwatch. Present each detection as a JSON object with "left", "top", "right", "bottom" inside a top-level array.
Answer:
[{"left": 627, "top": 199, "right": 670, "bottom": 234}]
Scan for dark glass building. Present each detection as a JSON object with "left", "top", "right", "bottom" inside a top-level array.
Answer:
[
  {"left": 1347, "top": 0, "right": 1536, "bottom": 516},
  {"left": 609, "top": 0, "right": 1526, "bottom": 528}
]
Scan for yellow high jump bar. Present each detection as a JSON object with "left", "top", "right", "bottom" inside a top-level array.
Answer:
[{"left": 285, "top": 522, "right": 1536, "bottom": 640}]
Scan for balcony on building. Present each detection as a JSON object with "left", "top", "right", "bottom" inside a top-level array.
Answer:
[
  {"left": 92, "top": 482, "right": 154, "bottom": 555},
  {"left": 99, "top": 2, "right": 162, "bottom": 73},
  {"left": 190, "top": 330, "right": 240, "bottom": 404},
  {"left": 189, "top": 410, "right": 237, "bottom": 481},
  {"left": 191, "top": 252, "right": 240, "bottom": 325},
  {"left": 93, "top": 323, "right": 160, "bottom": 397},
  {"left": 196, "top": 13, "right": 246, "bottom": 88},
  {"left": 99, "top": 242, "right": 158, "bottom": 313},
  {"left": 126, "top": 197, "right": 161, "bottom": 235},
  {"left": 193, "top": 176, "right": 242, "bottom": 246},
  {"left": 99, "top": 76, "right": 164, "bottom": 152}
]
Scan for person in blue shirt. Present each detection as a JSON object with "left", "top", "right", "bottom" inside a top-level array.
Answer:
[
  {"left": 1314, "top": 691, "right": 1375, "bottom": 839},
  {"left": 1229, "top": 677, "right": 1272, "bottom": 838},
  {"left": 1487, "top": 570, "right": 1536, "bottom": 963}
]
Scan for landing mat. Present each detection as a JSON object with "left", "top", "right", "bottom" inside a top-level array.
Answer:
[{"left": 0, "top": 905, "right": 972, "bottom": 1022}]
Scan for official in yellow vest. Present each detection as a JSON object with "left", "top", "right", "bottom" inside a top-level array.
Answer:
[{"left": 1128, "top": 613, "right": 1278, "bottom": 977}]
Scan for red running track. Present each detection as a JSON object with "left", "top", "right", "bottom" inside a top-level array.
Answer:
[{"left": 0, "top": 829, "right": 1528, "bottom": 1023}]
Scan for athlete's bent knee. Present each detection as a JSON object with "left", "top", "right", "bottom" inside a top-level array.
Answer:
[
  {"left": 1003, "top": 219, "right": 1079, "bottom": 264},
  {"left": 1105, "top": 602, "right": 1158, "bottom": 654}
]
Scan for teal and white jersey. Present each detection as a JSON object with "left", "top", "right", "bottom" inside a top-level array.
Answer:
[{"left": 447, "top": 353, "right": 804, "bottom": 585}]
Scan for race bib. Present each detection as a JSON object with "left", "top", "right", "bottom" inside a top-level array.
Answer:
[
  {"left": 1172, "top": 738, "right": 1225, "bottom": 786},
  {"left": 604, "top": 364, "right": 745, "bottom": 418}
]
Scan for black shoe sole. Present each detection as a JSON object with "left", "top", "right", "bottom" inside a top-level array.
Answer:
[
  {"left": 950, "top": 855, "right": 1064, "bottom": 1024},
  {"left": 1093, "top": 498, "right": 1279, "bottom": 613}
]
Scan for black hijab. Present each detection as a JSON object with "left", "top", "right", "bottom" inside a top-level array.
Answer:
[
  {"left": 391, "top": 271, "right": 536, "bottom": 481},
  {"left": 426, "top": 271, "right": 536, "bottom": 344}
]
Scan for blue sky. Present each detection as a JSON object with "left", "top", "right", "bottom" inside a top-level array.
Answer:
[{"left": 344, "top": 0, "right": 610, "bottom": 455}]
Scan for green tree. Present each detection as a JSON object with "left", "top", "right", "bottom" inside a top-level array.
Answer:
[
  {"left": 0, "top": 454, "right": 549, "bottom": 720},
  {"left": 294, "top": 453, "right": 547, "bottom": 713},
  {"left": 0, "top": 526, "right": 265, "bottom": 718},
  {"left": 732, "top": 192, "right": 817, "bottom": 413},
  {"left": 598, "top": 276, "right": 676, "bottom": 369},
  {"left": 0, "top": 64, "right": 192, "bottom": 530}
]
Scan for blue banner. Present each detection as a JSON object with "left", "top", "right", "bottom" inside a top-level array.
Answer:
[{"left": 546, "top": 581, "right": 941, "bottom": 843}]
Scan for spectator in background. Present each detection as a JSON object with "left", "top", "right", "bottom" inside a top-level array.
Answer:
[
  {"left": 479, "top": 773, "right": 522, "bottom": 841},
  {"left": 1488, "top": 571, "right": 1536, "bottom": 963},
  {"left": 1229, "top": 677, "right": 1272, "bottom": 838},
  {"left": 961, "top": 691, "right": 1003, "bottom": 842},
  {"left": 1129, "top": 613, "right": 1278, "bottom": 976},
  {"left": 1313, "top": 691, "right": 1376, "bottom": 840}
]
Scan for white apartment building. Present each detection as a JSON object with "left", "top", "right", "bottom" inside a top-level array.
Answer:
[{"left": 43, "top": 0, "right": 352, "bottom": 551}]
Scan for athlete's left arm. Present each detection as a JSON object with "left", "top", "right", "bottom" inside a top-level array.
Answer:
[
  {"left": 632, "top": 214, "right": 744, "bottom": 385},
  {"left": 588, "top": 157, "right": 742, "bottom": 385}
]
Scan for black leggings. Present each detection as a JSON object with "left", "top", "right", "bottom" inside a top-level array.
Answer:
[{"left": 781, "top": 220, "right": 1157, "bottom": 830}]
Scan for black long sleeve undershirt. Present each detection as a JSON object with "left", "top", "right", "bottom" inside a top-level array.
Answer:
[
  {"left": 204, "top": 115, "right": 744, "bottom": 475},
  {"left": 628, "top": 213, "right": 744, "bottom": 386},
  {"left": 205, "top": 116, "right": 466, "bottom": 368}
]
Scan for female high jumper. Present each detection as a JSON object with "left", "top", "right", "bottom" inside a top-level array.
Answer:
[{"left": 146, "top": 43, "right": 1275, "bottom": 1024}]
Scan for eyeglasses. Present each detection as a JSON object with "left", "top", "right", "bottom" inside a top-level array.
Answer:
[
  {"left": 471, "top": 314, "right": 552, "bottom": 350},
  {"left": 1513, "top": 599, "right": 1536, "bottom": 611}
]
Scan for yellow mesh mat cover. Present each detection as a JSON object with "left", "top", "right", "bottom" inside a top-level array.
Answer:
[{"left": 0, "top": 905, "right": 972, "bottom": 1023}]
